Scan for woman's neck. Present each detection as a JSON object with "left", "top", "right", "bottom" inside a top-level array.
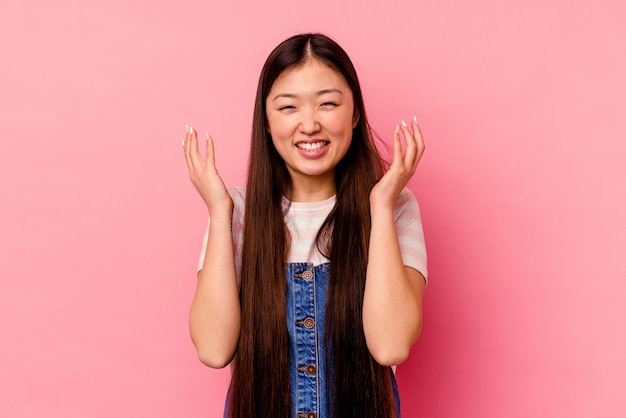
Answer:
[{"left": 288, "top": 175, "right": 336, "bottom": 202}]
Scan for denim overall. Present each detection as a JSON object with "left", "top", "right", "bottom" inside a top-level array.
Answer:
[{"left": 225, "top": 262, "right": 400, "bottom": 417}]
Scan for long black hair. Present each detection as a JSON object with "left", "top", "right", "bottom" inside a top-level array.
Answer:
[{"left": 229, "top": 33, "right": 395, "bottom": 418}]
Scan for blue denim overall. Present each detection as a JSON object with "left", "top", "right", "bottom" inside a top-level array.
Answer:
[
  {"left": 286, "top": 262, "right": 400, "bottom": 418},
  {"left": 224, "top": 262, "right": 400, "bottom": 417}
]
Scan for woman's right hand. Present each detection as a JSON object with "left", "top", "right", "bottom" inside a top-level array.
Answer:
[
  {"left": 183, "top": 126, "right": 233, "bottom": 216},
  {"left": 185, "top": 125, "right": 240, "bottom": 368}
]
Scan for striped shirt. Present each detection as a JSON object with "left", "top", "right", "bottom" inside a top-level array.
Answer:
[{"left": 198, "top": 187, "right": 428, "bottom": 282}]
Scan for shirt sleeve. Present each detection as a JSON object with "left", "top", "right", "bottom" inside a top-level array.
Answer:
[
  {"left": 394, "top": 187, "right": 428, "bottom": 283},
  {"left": 197, "top": 187, "right": 245, "bottom": 285},
  {"left": 197, "top": 187, "right": 426, "bottom": 283}
]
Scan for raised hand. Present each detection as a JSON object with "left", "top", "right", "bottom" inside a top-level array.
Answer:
[
  {"left": 370, "top": 117, "right": 425, "bottom": 209},
  {"left": 183, "top": 126, "right": 233, "bottom": 216}
]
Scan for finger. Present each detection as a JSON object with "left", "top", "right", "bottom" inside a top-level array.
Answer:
[
  {"left": 400, "top": 120, "right": 418, "bottom": 170},
  {"left": 205, "top": 132, "right": 216, "bottom": 170},
  {"left": 183, "top": 125, "right": 194, "bottom": 172},
  {"left": 392, "top": 124, "right": 403, "bottom": 168},
  {"left": 188, "top": 126, "right": 204, "bottom": 169},
  {"left": 411, "top": 116, "right": 425, "bottom": 164}
]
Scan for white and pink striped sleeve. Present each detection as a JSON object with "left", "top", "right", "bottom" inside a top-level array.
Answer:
[{"left": 394, "top": 188, "right": 428, "bottom": 283}]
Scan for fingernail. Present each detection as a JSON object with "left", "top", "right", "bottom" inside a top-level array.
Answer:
[
  {"left": 189, "top": 126, "right": 193, "bottom": 134},
  {"left": 182, "top": 138, "right": 185, "bottom": 147},
  {"left": 413, "top": 115, "right": 418, "bottom": 124},
  {"left": 395, "top": 125, "right": 400, "bottom": 134},
  {"left": 185, "top": 125, "right": 189, "bottom": 133},
  {"left": 205, "top": 131, "right": 210, "bottom": 140},
  {"left": 402, "top": 120, "right": 407, "bottom": 128}
]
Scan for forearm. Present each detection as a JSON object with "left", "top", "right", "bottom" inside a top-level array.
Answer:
[
  {"left": 189, "top": 211, "right": 240, "bottom": 368},
  {"left": 363, "top": 205, "right": 424, "bottom": 366}
]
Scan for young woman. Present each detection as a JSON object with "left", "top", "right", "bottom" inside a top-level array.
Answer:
[{"left": 183, "top": 33, "right": 427, "bottom": 418}]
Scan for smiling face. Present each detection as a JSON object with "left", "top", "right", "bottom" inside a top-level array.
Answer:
[{"left": 266, "top": 58, "right": 357, "bottom": 199}]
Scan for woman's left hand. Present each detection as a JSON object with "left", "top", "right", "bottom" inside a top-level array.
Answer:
[{"left": 370, "top": 117, "right": 425, "bottom": 208}]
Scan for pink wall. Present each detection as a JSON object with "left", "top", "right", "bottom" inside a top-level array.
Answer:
[{"left": 1, "top": 0, "right": 625, "bottom": 416}]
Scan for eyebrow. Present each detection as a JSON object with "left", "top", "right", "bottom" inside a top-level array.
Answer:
[{"left": 272, "top": 88, "right": 344, "bottom": 101}]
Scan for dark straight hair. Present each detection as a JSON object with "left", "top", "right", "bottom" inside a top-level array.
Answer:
[{"left": 229, "top": 33, "right": 395, "bottom": 417}]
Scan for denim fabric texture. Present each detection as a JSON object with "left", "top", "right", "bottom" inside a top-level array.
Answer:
[{"left": 224, "top": 262, "right": 400, "bottom": 417}]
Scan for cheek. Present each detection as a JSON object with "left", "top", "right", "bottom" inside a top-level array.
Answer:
[
  {"left": 267, "top": 114, "right": 293, "bottom": 138},
  {"left": 266, "top": 113, "right": 276, "bottom": 135},
  {"left": 325, "top": 111, "right": 355, "bottom": 136}
]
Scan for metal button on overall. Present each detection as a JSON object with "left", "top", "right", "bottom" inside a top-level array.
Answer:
[
  {"left": 298, "top": 364, "right": 317, "bottom": 376},
  {"left": 299, "top": 317, "right": 315, "bottom": 328}
]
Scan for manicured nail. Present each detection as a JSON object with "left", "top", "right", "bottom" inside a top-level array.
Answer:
[
  {"left": 182, "top": 138, "right": 185, "bottom": 147},
  {"left": 413, "top": 115, "right": 418, "bottom": 124},
  {"left": 185, "top": 125, "right": 189, "bottom": 133},
  {"left": 205, "top": 131, "right": 210, "bottom": 140},
  {"left": 401, "top": 120, "right": 407, "bottom": 128},
  {"left": 395, "top": 125, "right": 400, "bottom": 134},
  {"left": 189, "top": 126, "right": 193, "bottom": 134}
]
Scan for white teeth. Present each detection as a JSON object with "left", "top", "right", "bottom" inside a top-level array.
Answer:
[{"left": 297, "top": 141, "right": 326, "bottom": 151}]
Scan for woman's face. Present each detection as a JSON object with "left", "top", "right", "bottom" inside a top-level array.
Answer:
[{"left": 266, "top": 58, "right": 357, "bottom": 192}]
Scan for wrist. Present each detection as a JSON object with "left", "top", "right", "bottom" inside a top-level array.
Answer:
[
  {"left": 208, "top": 205, "right": 234, "bottom": 222},
  {"left": 369, "top": 201, "right": 395, "bottom": 221}
]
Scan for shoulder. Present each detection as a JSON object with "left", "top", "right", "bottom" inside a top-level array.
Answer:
[
  {"left": 394, "top": 187, "right": 421, "bottom": 219},
  {"left": 394, "top": 187, "right": 428, "bottom": 281},
  {"left": 227, "top": 186, "right": 246, "bottom": 205},
  {"left": 397, "top": 187, "right": 416, "bottom": 206},
  {"left": 227, "top": 187, "right": 246, "bottom": 225}
]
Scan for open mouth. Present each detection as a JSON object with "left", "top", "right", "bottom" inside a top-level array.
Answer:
[{"left": 295, "top": 141, "right": 329, "bottom": 152}]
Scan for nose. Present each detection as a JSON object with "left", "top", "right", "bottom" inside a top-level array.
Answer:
[{"left": 299, "top": 109, "right": 320, "bottom": 135}]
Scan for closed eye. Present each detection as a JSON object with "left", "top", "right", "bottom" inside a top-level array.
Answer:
[{"left": 320, "top": 102, "right": 338, "bottom": 108}]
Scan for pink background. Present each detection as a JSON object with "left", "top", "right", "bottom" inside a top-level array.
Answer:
[{"left": 1, "top": 0, "right": 625, "bottom": 416}]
